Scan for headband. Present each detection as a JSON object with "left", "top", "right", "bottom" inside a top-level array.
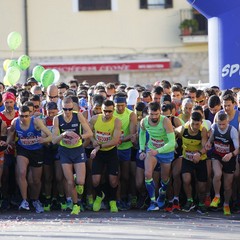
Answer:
[{"left": 2, "top": 92, "right": 16, "bottom": 102}]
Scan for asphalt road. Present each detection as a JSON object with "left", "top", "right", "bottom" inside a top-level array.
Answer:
[{"left": 0, "top": 209, "right": 240, "bottom": 240}]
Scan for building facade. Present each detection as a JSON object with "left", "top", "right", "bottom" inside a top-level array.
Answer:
[{"left": 0, "top": 0, "right": 209, "bottom": 87}]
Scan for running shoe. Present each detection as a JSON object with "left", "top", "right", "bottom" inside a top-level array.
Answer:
[
  {"left": 32, "top": 200, "right": 44, "bottom": 213},
  {"left": 204, "top": 196, "right": 211, "bottom": 208},
  {"left": 66, "top": 199, "right": 73, "bottom": 210},
  {"left": 130, "top": 196, "right": 137, "bottom": 209},
  {"left": 182, "top": 201, "right": 195, "bottom": 212},
  {"left": 117, "top": 200, "right": 129, "bottom": 211},
  {"left": 210, "top": 197, "right": 220, "bottom": 208},
  {"left": 86, "top": 195, "right": 93, "bottom": 210},
  {"left": 197, "top": 204, "right": 208, "bottom": 214},
  {"left": 165, "top": 201, "right": 173, "bottom": 212},
  {"left": 157, "top": 188, "right": 166, "bottom": 208},
  {"left": 136, "top": 195, "right": 149, "bottom": 209},
  {"left": 147, "top": 201, "right": 159, "bottom": 211},
  {"left": 172, "top": 199, "right": 181, "bottom": 211},
  {"left": 19, "top": 199, "right": 30, "bottom": 211},
  {"left": 223, "top": 205, "right": 231, "bottom": 215},
  {"left": 93, "top": 192, "right": 105, "bottom": 212},
  {"left": 109, "top": 200, "right": 118, "bottom": 213},
  {"left": 71, "top": 204, "right": 80, "bottom": 215},
  {"left": 43, "top": 203, "right": 51, "bottom": 212}
]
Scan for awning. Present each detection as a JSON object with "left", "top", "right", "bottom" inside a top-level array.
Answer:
[{"left": 41, "top": 59, "right": 170, "bottom": 73}]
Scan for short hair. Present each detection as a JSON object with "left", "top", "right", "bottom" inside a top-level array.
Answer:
[
  {"left": 152, "top": 86, "right": 163, "bottom": 95},
  {"left": 161, "top": 80, "right": 171, "bottom": 88},
  {"left": 148, "top": 102, "right": 160, "bottom": 111},
  {"left": 191, "top": 111, "right": 202, "bottom": 122},
  {"left": 103, "top": 99, "right": 114, "bottom": 107},
  {"left": 204, "top": 88, "right": 216, "bottom": 98},
  {"left": 222, "top": 94, "right": 235, "bottom": 103},
  {"left": 113, "top": 92, "right": 127, "bottom": 99},
  {"left": 69, "top": 79, "right": 78, "bottom": 87},
  {"left": 186, "top": 87, "right": 197, "bottom": 93},
  {"left": 57, "top": 82, "right": 69, "bottom": 89},
  {"left": 196, "top": 90, "right": 205, "bottom": 98},
  {"left": 6, "top": 87, "right": 17, "bottom": 97},
  {"left": 217, "top": 112, "right": 228, "bottom": 122},
  {"left": 171, "top": 85, "right": 183, "bottom": 94},
  {"left": 19, "top": 105, "right": 30, "bottom": 113},
  {"left": 23, "top": 101, "right": 34, "bottom": 108},
  {"left": 93, "top": 94, "right": 105, "bottom": 106},
  {"left": 0, "top": 93, "right": 2, "bottom": 102},
  {"left": 182, "top": 97, "right": 194, "bottom": 107},
  {"left": 62, "top": 96, "right": 73, "bottom": 105},
  {"left": 0, "top": 82, "right": 5, "bottom": 90},
  {"left": 142, "top": 91, "right": 151, "bottom": 98},
  {"left": 135, "top": 102, "right": 146, "bottom": 112},
  {"left": 161, "top": 104, "right": 172, "bottom": 112},
  {"left": 29, "top": 94, "right": 40, "bottom": 102},
  {"left": 70, "top": 96, "right": 79, "bottom": 105},
  {"left": 208, "top": 95, "right": 221, "bottom": 108},
  {"left": 106, "top": 83, "right": 116, "bottom": 90},
  {"left": 193, "top": 105, "right": 203, "bottom": 113}
]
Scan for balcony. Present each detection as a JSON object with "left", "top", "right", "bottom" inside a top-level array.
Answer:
[{"left": 179, "top": 9, "right": 208, "bottom": 44}]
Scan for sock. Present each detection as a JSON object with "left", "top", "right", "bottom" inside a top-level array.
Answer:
[
  {"left": 187, "top": 198, "right": 193, "bottom": 202},
  {"left": 94, "top": 184, "right": 103, "bottom": 198},
  {"left": 173, "top": 196, "right": 179, "bottom": 202},
  {"left": 215, "top": 194, "right": 220, "bottom": 198},
  {"left": 160, "top": 178, "right": 170, "bottom": 192},
  {"left": 109, "top": 185, "right": 118, "bottom": 201},
  {"left": 76, "top": 185, "right": 84, "bottom": 195},
  {"left": 145, "top": 178, "right": 156, "bottom": 202}
]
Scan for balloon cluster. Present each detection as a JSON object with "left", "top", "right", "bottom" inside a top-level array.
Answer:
[{"left": 2, "top": 31, "right": 60, "bottom": 87}]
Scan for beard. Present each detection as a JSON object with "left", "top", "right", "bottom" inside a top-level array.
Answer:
[{"left": 151, "top": 118, "right": 158, "bottom": 123}]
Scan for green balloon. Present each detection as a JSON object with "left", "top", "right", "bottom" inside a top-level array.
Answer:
[
  {"left": 7, "top": 32, "right": 22, "bottom": 51},
  {"left": 18, "top": 55, "right": 31, "bottom": 70},
  {"left": 32, "top": 65, "right": 45, "bottom": 82},
  {"left": 6, "top": 66, "right": 21, "bottom": 85},
  {"left": 8, "top": 60, "right": 19, "bottom": 68},
  {"left": 41, "top": 69, "right": 54, "bottom": 88}
]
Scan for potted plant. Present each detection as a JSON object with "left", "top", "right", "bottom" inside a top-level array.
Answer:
[{"left": 179, "top": 19, "right": 198, "bottom": 36}]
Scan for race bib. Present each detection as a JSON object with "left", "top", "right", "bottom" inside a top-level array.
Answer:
[{"left": 151, "top": 137, "right": 164, "bottom": 148}]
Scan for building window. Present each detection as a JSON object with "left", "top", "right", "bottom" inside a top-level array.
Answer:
[
  {"left": 79, "top": 0, "right": 111, "bottom": 11},
  {"left": 140, "top": 0, "right": 173, "bottom": 9}
]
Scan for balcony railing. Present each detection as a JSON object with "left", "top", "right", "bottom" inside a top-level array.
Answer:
[{"left": 179, "top": 8, "right": 208, "bottom": 44}]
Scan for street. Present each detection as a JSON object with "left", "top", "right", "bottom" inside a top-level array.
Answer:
[{"left": 0, "top": 209, "right": 239, "bottom": 239}]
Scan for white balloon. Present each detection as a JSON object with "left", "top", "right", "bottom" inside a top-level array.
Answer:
[{"left": 52, "top": 69, "right": 60, "bottom": 84}]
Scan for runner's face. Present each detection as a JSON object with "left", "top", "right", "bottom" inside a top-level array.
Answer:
[
  {"left": 92, "top": 105, "right": 102, "bottom": 115},
  {"left": 217, "top": 119, "right": 228, "bottom": 131},
  {"left": 149, "top": 109, "right": 160, "bottom": 123},
  {"left": 19, "top": 111, "right": 30, "bottom": 124},
  {"left": 62, "top": 102, "right": 73, "bottom": 118},
  {"left": 102, "top": 105, "right": 114, "bottom": 120},
  {"left": 4, "top": 99, "right": 15, "bottom": 112},
  {"left": 209, "top": 105, "right": 221, "bottom": 115},
  {"left": 223, "top": 100, "right": 234, "bottom": 114},
  {"left": 190, "top": 119, "right": 201, "bottom": 132},
  {"left": 47, "top": 109, "right": 58, "bottom": 119},
  {"left": 183, "top": 103, "right": 193, "bottom": 115},
  {"left": 116, "top": 103, "right": 126, "bottom": 114}
]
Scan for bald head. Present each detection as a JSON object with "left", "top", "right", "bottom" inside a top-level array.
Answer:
[{"left": 47, "top": 84, "right": 58, "bottom": 102}]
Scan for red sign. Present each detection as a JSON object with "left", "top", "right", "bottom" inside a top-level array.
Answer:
[{"left": 41, "top": 60, "right": 170, "bottom": 73}]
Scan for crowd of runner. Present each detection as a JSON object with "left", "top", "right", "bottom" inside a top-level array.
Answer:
[{"left": 0, "top": 78, "right": 239, "bottom": 216}]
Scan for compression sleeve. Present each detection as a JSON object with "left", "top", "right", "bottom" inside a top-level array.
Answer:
[
  {"left": 139, "top": 127, "right": 147, "bottom": 151},
  {"left": 157, "top": 132, "right": 175, "bottom": 153}
]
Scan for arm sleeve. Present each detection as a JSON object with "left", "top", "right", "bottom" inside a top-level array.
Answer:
[
  {"left": 139, "top": 127, "right": 147, "bottom": 151},
  {"left": 230, "top": 127, "right": 239, "bottom": 150},
  {"left": 157, "top": 132, "right": 175, "bottom": 154}
]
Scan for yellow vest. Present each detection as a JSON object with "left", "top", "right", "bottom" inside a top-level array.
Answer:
[{"left": 94, "top": 114, "right": 116, "bottom": 151}]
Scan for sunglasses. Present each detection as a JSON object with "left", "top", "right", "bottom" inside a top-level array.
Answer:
[
  {"left": 103, "top": 110, "right": 113, "bottom": 113},
  {"left": 20, "top": 114, "right": 29, "bottom": 118},
  {"left": 48, "top": 95, "right": 58, "bottom": 99},
  {"left": 63, "top": 107, "right": 73, "bottom": 111},
  {"left": 34, "top": 105, "right": 39, "bottom": 109},
  {"left": 195, "top": 100, "right": 204, "bottom": 103}
]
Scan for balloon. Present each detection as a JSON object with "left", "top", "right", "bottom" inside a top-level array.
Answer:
[
  {"left": 8, "top": 59, "right": 20, "bottom": 69},
  {"left": 7, "top": 31, "right": 22, "bottom": 51},
  {"left": 52, "top": 69, "right": 60, "bottom": 84},
  {"left": 41, "top": 69, "right": 54, "bottom": 88},
  {"left": 32, "top": 65, "right": 45, "bottom": 82},
  {"left": 3, "top": 76, "right": 11, "bottom": 86},
  {"left": 18, "top": 55, "right": 31, "bottom": 70},
  {"left": 3, "top": 59, "right": 11, "bottom": 71},
  {"left": 6, "top": 66, "right": 21, "bottom": 85}
]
